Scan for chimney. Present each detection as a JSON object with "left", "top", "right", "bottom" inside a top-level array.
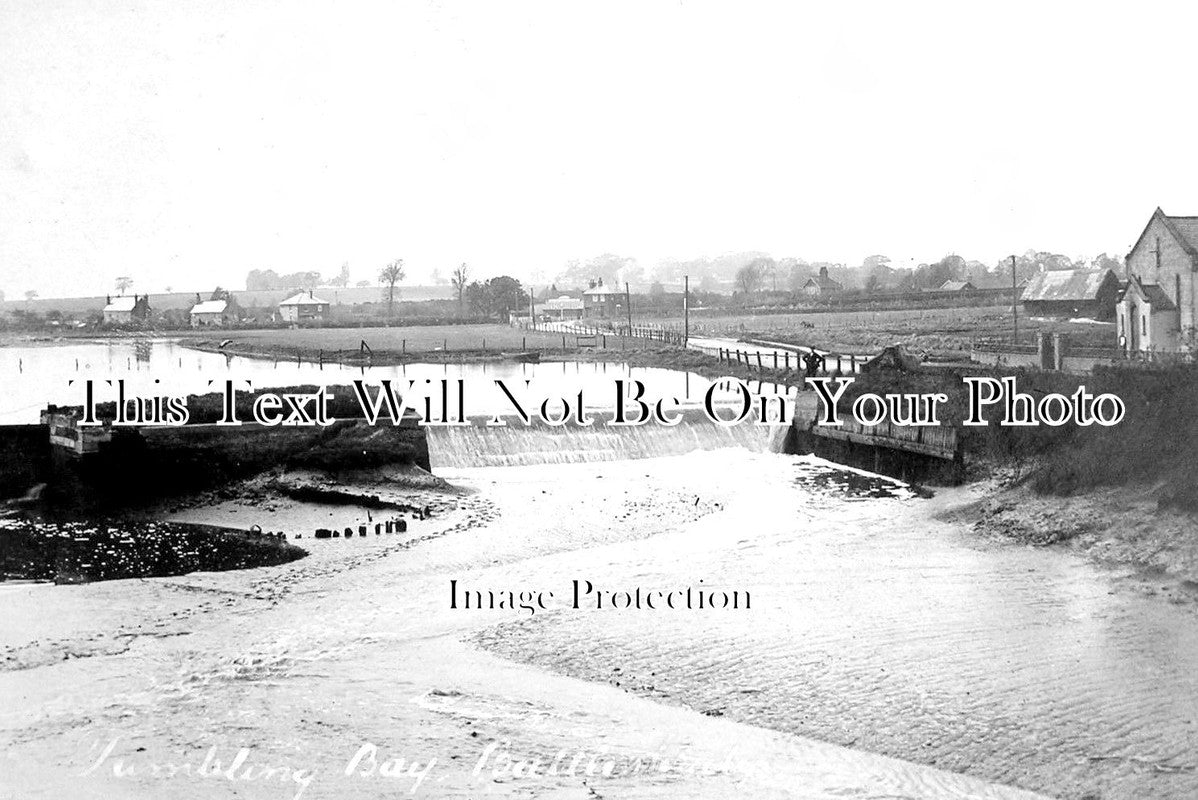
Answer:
[
  {"left": 819, "top": 266, "right": 829, "bottom": 279},
  {"left": 598, "top": 277, "right": 604, "bottom": 287},
  {"left": 309, "top": 289, "right": 313, "bottom": 298},
  {"left": 106, "top": 294, "right": 111, "bottom": 305},
  {"left": 196, "top": 292, "right": 201, "bottom": 303}
]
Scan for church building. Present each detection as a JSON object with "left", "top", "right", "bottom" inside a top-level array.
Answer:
[{"left": 1118, "top": 208, "right": 1198, "bottom": 354}]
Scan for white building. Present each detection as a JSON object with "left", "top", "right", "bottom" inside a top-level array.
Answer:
[
  {"left": 278, "top": 291, "right": 329, "bottom": 323},
  {"left": 190, "top": 299, "right": 236, "bottom": 327}
]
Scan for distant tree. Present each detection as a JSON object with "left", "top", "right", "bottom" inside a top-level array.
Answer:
[
  {"left": 246, "top": 269, "right": 275, "bottom": 290},
  {"left": 735, "top": 262, "right": 764, "bottom": 295},
  {"left": 24, "top": 290, "right": 37, "bottom": 301},
  {"left": 115, "top": 276, "right": 133, "bottom": 295},
  {"left": 485, "top": 276, "right": 527, "bottom": 322},
  {"left": 465, "top": 276, "right": 528, "bottom": 322},
  {"left": 555, "top": 254, "right": 638, "bottom": 287},
  {"left": 379, "top": 259, "right": 405, "bottom": 317},
  {"left": 451, "top": 263, "right": 470, "bottom": 314},
  {"left": 1092, "top": 252, "right": 1124, "bottom": 273},
  {"left": 355, "top": 280, "right": 371, "bottom": 288},
  {"left": 331, "top": 262, "right": 350, "bottom": 288}
]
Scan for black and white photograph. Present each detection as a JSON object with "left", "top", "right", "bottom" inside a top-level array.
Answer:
[{"left": 2, "top": 2, "right": 1197, "bottom": 799}]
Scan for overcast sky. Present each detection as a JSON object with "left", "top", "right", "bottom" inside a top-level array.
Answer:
[{"left": 3, "top": 0, "right": 1198, "bottom": 298}]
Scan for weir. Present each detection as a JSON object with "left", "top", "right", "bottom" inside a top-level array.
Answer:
[{"left": 425, "top": 407, "right": 790, "bottom": 469}]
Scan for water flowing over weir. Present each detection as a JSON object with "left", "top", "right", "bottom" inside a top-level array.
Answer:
[{"left": 426, "top": 409, "right": 790, "bottom": 468}]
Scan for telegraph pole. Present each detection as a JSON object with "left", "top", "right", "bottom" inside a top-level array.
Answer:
[
  {"left": 683, "top": 275, "right": 690, "bottom": 346},
  {"left": 1011, "top": 254, "right": 1018, "bottom": 341},
  {"left": 625, "top": 282, "right": 633, "bottom": 336}
]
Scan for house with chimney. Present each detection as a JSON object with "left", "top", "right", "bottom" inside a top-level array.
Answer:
[
  {"left": 801, "top": 267, "right": 842, "bottom": 297},
  {"left": 582, "top": 279, "right": 622, "bottom": 319},
  {"left": 189, "top": 290, "right": 240, "bottom": 327},
  {"left": 102, "top": 294, "right": 151, "bottom": 325},
  {"left": 278, "top": 290, "right": 329, "bottom": 323},
  {"left": 1117, "top": 207, "right": 1198, "bottom": 354}
]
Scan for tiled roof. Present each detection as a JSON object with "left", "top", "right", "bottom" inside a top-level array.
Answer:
[
  {"left": 1121, "top": 276, "right": 1177, "bottom": 310},
  {"left": 1022, "top": 269, "right": 1114, "bottom": 302}
]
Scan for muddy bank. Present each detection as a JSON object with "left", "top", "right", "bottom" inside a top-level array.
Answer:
[
  {"left": 0, "top": 517, "right": 304, "bottom": 583},
  {"left": 938, "top": 478, "right": 1198, "bottom": 609}
]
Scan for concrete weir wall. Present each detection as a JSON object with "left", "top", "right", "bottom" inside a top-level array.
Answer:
[
  {"left": 426, "top": 408, "right": 789, "bottom": 469},
  {"left": 783, "top": 420, "right": 964, "bottom": 485}
]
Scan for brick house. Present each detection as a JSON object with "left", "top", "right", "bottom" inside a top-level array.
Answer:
[
  {"left": 1117, "top": 207, "right": 1198, "bottom": 354},
  {"left": 582, "top": 279, "right": 622, "bottom": 318}
]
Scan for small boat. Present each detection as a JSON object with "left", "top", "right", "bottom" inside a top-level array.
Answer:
[{"left": 510, "top": 351, "right": 541, "bottom": 363}]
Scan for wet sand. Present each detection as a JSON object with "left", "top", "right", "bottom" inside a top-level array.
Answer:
[{"left": 1, "top": 450, "right": 1194, "bottom": 798}]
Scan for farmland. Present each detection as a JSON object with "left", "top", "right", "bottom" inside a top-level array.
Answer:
[
  {"left": 179, "top": 323, "right": 667, "bottom": 362},
  {"left": 643, "top": 305, "right": 1116, "bottom": 360}
]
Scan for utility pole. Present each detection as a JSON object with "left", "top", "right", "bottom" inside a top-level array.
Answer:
[
  {"left": 625, "top": 282, "right": 633, "bottom": 336},
  {"left": 1011, "top": 254, "right": 1018, "bottom": 342},
  {"left": 683, "top": 275, "right": 690, "bottom": 346},
  {"left": 529, "top": 288, "right": 536, "bottom": 330}
]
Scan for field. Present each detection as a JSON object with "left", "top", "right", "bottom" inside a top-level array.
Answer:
[
  {"left": 644, "top": 305, "right": 1116, "bottom": 360},
  {"left": 179, "top": 323, "right": 666, "bottom": 360}
]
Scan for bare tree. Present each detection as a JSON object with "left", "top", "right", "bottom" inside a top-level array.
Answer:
[
  {"left": 735, "top": 262, "right": 764, "bottom": 295},
  {"left": 451, "top": 263, "right": 469, "bottom": 315},
  {"left": 115, "top": 276, "right": 133, "bottom": 295},
  {"left": 379, "top": 259, "right": 405, "bottom": 317},
  {"left": 24, "top": 290, "right": 37, "bottom": 302}
]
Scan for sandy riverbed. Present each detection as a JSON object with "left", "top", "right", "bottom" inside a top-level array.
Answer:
[{"left": 1, "top": 449, "right": 1195, "bottom": 799}]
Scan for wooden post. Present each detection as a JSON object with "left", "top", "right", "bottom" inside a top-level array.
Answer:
[
  {"left": 625, "top": 282, "right": 633, "bottom": 336},
  {"left": 403, "top": 339, "right": 407, "bottom": 356},
  {"left": 684, "top": 274, "right": 689, "bottom": 346},
  {"left": 1011, "top": 254, "right": 1019, "bottom": 342},
  {"left": 522, "top": 336, "right": 526, "bottom": 350}
]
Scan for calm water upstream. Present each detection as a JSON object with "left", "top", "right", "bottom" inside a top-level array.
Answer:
[{"left": 0, "top": 339, "right": 794, "bottom": 425}]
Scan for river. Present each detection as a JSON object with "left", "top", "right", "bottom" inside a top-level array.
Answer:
[{"left": 0, "top": 340, "right": 1195, "bottom": 799}]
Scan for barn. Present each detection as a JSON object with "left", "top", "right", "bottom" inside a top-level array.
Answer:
[{"left": 1020, "top": 268, "right": 1120, "bottom": 320}]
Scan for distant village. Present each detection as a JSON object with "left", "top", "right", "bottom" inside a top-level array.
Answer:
[{"left": 3, "top": 207, "right": 1197, "bottom": 358}]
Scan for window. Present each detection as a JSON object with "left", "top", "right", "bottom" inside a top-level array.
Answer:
[
  {"left": 1142, "top": 315, "right": 1147, "bottom": 335},
  {"left": 1156, "top": 236, "right": 1162, "bottom": 270}
]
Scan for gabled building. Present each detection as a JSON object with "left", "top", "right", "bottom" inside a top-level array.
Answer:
[
  {"left": 189, "top": 298, "right": 238, "bottom": 327},
  {"left": 1021, "top": 268, "right": 1119, "bottom": 320},
  {"left": 582, "top": 279, "right": 622, "bottom": 318},
  {"left": 1118, "top": 207, "right": 1198, "bottom": 354},
  {"left": 102, "top": 294, "right": 151, "bottom": 325},
  {"left": 278, "top": 290, "right": 329, "bottom": 323},
  {"left": 542, "top": 295, "right": 585, "bottom": 320},
  {"left": 937, "top": 279, "right": 976, "bottom": 292},
  {"left": 802, "top": 266, "right": 842, "bottom": 296}
]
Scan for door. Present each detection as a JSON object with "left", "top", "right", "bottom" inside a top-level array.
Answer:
[{"left": 1127, "top": 302, "right": 1138, "bottom": 352}]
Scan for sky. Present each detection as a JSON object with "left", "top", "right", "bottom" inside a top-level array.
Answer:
[{"left": 3, "top": 0, "right": 1198, "bottom": 298}]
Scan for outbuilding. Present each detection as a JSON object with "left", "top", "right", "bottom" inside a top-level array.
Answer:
[{"left": 1020, "top": 268, "right": 1119, "bottom": 320}]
